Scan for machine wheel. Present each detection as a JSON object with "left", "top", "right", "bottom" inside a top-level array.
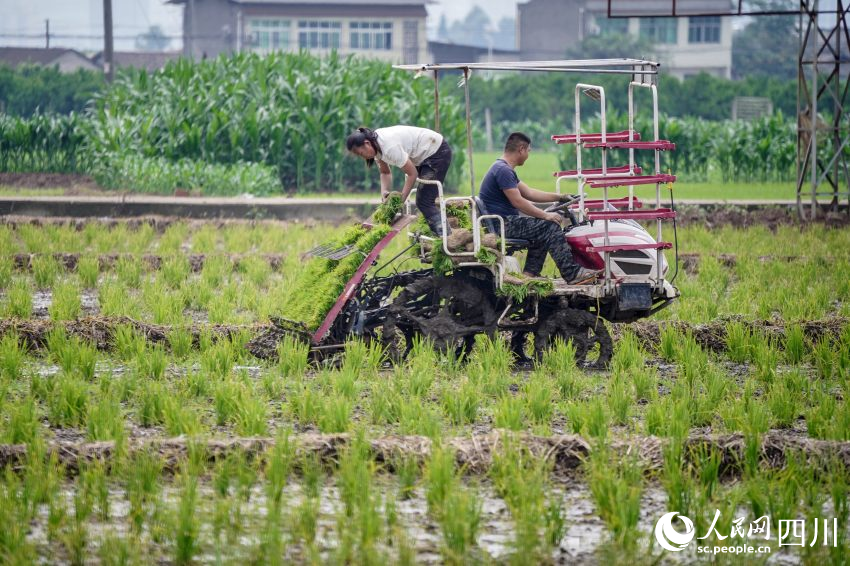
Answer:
[
  {"left": 382, "top": 273, "right": 497, "bottom": 363},
  {"left": 533, "top": 306, "right": 613, "bottom": 369}
]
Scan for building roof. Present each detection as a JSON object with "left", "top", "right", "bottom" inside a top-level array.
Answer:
[
  {"left": 91, "top": 51, "right": 182, "bottom": 72},
  {"left": 0, "top": 47, "right": 93, "bottom": 69}
]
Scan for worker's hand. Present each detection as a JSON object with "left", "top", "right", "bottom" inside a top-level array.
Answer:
[
  {"left": 381, "top": 191, "right": 390, "bottom": 202},
  {"left": 544, "top": 212, "right": 563, "bottom": 225},
  {"left": 558, "top": 193, "right": 574, "bottom": 203}
]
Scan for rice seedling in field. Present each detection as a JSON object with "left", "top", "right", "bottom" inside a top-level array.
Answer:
[
  {"left": 0, "top": 257, "right": 12, "bottom": 289},
  {"left": 191, "top": 225, "right": 219, "bottom": 253},
  {"left": 47, "top": 373, "right": 88, "bottom": 427},
  {"left": 238, "top": 255, "right": 272, "bottom": 288},
  {"left": 0, "top": 331, "right": 27, "bottom": 379},
  {"left": 76, "top": 255, "right": 100, "bottom": 288},
  {"left": 49, "top": 278, "right": 81, "bottom": 320},
  {"left": 86, "top": 391, "right": 124, "bottom": 442},
  {"left": 98, "top": 277, "right": 139, "bottom": 318},
  {"left": 115, "top": 256, "right": 144, "bottom": 288},
  {"left": 32, "top": 254, "right": 60, "bottom": 288},
  {"left": 161, "top": 255, "right": 190, "bottom": 289},
  {"left": 441, "top": 378, "right": 480, "bottom": 426},
  {"left": 587, "top": 448, "right": 643, "bottom": 550},
  {"left": 3, "top": 395, "right": 40, "bottom": 444}
]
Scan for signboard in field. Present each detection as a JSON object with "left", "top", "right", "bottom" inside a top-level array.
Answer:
[{"left": 606, "top": 0, "right": 801, "bottom": 17}]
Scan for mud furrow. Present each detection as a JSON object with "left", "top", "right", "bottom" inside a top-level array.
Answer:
[
  {"left": 8, "top": 252, "right": 286, "bottom": 272},
  {"left": 0, "top": 316, "right": 844, "bottom": 355},
  {"left": 1, "top": 431, "right": 847, "bottom": 477}
]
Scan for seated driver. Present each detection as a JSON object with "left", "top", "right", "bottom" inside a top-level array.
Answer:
[{"left": 478, "top": 132, "right": 600, "bottom": 285}]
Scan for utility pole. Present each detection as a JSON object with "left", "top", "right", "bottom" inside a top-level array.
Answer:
[
  {"left": 45, "top": 19, "right": 49, "bottom": 48},
  {"left": 103, "top": 0, "right": 114, "bottom": 82}
]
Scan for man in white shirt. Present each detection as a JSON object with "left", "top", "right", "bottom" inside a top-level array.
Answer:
[{"left": 347, "top": 125, "right": 453, "bottom": 235}]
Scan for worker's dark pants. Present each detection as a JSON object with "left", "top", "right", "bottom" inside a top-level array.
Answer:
[
  {"left": 415, "top": 141, "right": 452, "bottom": 236},
  {"left": 504, "top": 216, "right": 581, "bottom": 281}
]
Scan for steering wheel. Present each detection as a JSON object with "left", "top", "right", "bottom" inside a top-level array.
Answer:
[{"left": 544, "top": 194, "right": 581, "bottom": 226}]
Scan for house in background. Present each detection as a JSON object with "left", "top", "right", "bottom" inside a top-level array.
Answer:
[
  {"left": 517, "top": 0, "right": 733, "bottom": 79},
  {"left": 0, "top": 47, "right": 99, "bottom": 72},
  {"left": 166, "top": 0, "right": 429, "bottom": 64}
]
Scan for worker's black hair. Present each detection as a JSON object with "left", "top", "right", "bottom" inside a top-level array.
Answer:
[
  {"left": 504, "top": 131, "right": 532, "bottom": 153},
  {"left": 346, "top": 127, "right": 382, "bottom": 167}
]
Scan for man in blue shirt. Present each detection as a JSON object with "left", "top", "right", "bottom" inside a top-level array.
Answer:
[{"left": 479, "top": 132, "right": 599, "bottom": 285}]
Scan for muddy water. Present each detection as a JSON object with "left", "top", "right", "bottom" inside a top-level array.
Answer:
[{"left": 24, "top": 478, "right": 825, "bottom": 564}]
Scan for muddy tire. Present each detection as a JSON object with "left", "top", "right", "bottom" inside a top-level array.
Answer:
[
  {"left": 533, "top": 307, "right": 613, "bottom": 369},
  {"left": 382, "top": 272, "right": 497, "bottom": 363}
]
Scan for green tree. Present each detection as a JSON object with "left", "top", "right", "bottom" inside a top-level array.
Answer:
[{"left": 732, "top": 12, "right": 797, "bottom": 79}]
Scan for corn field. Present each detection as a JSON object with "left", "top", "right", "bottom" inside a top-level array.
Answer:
[{"left": 1, "top": 52, "right": 467, "bottom": 195}]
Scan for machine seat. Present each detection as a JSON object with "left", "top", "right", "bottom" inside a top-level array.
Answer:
[{"left": 472, "top": 196, "right": 531, "bottom": 248}]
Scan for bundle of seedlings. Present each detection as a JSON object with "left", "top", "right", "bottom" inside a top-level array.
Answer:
[{"left": 280, "top": 195, "right": 404, "bottom": 330}]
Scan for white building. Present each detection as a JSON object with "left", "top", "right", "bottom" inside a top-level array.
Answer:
[
  {"left": 167, "top": 0, "right": 429, "bottom": 64},
  {"left": 518, "top": 0, "right": 733, "bottom": 79}
]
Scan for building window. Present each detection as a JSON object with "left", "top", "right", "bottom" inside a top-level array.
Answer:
[
  {"left": 298, "top": 20, "right": 341, "bottom": 49},
  {"left": 593, "top": 14, "right": 628, "bottom": 36},
  {"left": 403, "top": 20, "right": 418, "bottom": 64},
  {"left": 350, "top": 21, "right": 393, "bottom": 50},
  {"left": 247, "top": 18, "right": 292, "bottom": 52},
  {"left": 639, "top": 17, "right": 677, "bottom": 44},
  {"left": 688, "top": 16, "right": 720, "bottom": 43}
]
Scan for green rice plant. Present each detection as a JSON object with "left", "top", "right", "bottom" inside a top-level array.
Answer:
[
  {"left": 213, "top": 379, "right": 241, "bottom": 426},
  {"left": 159, "top": 223, "right": 188, "bottom": 254},
  {"left": 149, "top": 288, "right": 185, "bottom": 325},
  {"left": 47, "top": 373, "right": 88, "bottom": 427},
  {"left": 523, "top": 371, "right": 554, "bottom": 425},
  {"left": 658, "top": 324, "right": 680, "bottom": 361},
  {"left": 191, "top": 225, "right": 218, "bottom": 253},
  {"left": 136, "top": 379, "right": 167, "bottom": 427},
  {"left": 4, "top": 277, "right": 32, "bottom": 318},
  {"left": 766, "top": 378, "right": 799, "bottom": 428},
  {"left": 113, "top": 324, "right": 146, "bottom": 361},
  {"left": 366, "top": 380, "right": 401, "bottom": 425},
  {"left": 492, "top": 439, "right": 567, "bottom": 562},
  {"left": 264, "top": 430, "right": 294, "bottom": 504},
  {"left": 161, "top": 255, "right": 190, "bottom": 289},
  {"left": 610, "top": 331, "right": 645, "bottom": 372},
  {"left": 76, "top": 255, "right": 100, "bottom": 289},
  {"left": 201, "top": 339, "right": 235, "bottom": 378},
  {"left": 49, "top": 278, "right": 81, "bottom": 320},
  {"left": 135, "top": 343, "right": 167, "bottom": 380},
  {"left": 784, "top": 323, "right": 805, "bottom": 365},
  {"left": 425, "top": 445, "right": 458, "bottom": 515},
  {"left": 317, "top": 394, "right": 353, "bottom": 433},
  {"left": 235, "top": 393, "right": 269, "bottom": 436},
  {"left": 661, "top": 438, "right": 696, "bottom": 518},
  {"left": 168, "top": 326, "right": 193, "bottom": 359},
  {"left": 0, "top": 332, "right": 27, "bottom": 379},
  {"left": 31, "top": 254, "right": 60, "bottom": 289},
  {"left": 86, "top": 392, "right": 124, "bottom": 442},
  {"left": 398, "top": 397, "right": 442, "bottom": 438},
  {"left": 331, "top": 367, "right": 359, "bottom": 400},
  {"left": 724, "top": 321, "right": 751, "bottom": 363},
  {"left": 439, "top": 484, "right": 482, "bottom": 565},
  {"left": 239, "top": 256, "right": 273, "bottom": 288},
  {"left": 631, "top": 365, "right": 658, "bottom": 403},
  {"left": 441, "top": 378, "right": 480, "bottom": 426},
  {"left": 586, "top": 449, "right": 643, "bottom": 550},
  {"left": 606, "top": 374, "right": 633, "bottom": 426},
  {"left": 493, "top": 394, "right": 525, "bottom": 431},
  {"left": 123, "top": 449, "right": 163, "bottom": 533},
  {"left": 750, "top": 333, "right": 780, "bottom": 384},
  {"left": 98, "top": 278, "right": 139, "bottom": 318},
  {"left": 115, "top": 256, "right": 144, "bottom": 288},
  {"left": 565, "top": 398, "right": 609, "bottom": 439},
  {"left": 812, "top": 337, "right": 836, "bottom": 380},
  {"left": 0, "top": 257, "right": 12, "bottom": 289},
  {"left": 162, "top": 397, "right": 204, "bottom": 436},
  {"left": 3, "top": 396, "right": 40, "bottom": 444},
  {"left": 173, "top": 473, "right": 200, "bottom": 565},
  {"left": 289, "top": 384, "right": 320, "bottom": 426}
]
